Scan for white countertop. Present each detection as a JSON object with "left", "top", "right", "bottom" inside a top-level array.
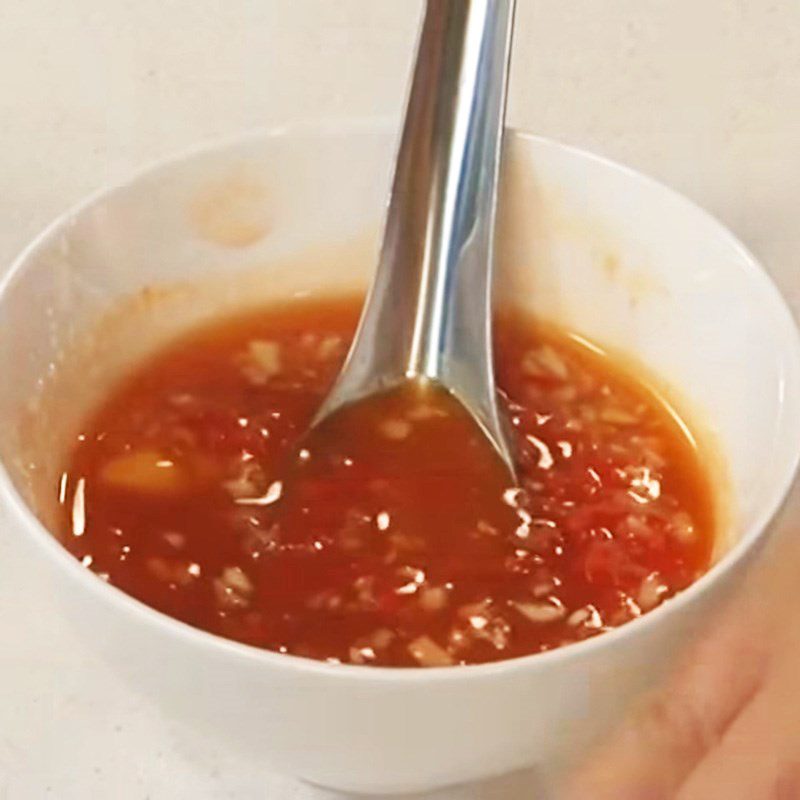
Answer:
[{"left": 2, "top": 2, "right": 799, "bottom": 797}]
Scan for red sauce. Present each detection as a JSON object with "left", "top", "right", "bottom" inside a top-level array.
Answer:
[{"left": 59, "top": 295, "right": 714, "bottom": 667}]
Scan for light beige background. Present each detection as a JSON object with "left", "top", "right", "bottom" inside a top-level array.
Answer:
[{"left": 1, "top": 2, "right": 798, "bottom": 798}]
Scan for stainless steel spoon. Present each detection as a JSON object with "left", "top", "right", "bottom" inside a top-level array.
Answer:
[{"left": 313, "top": 0, "right": 517, "bottom": 476}]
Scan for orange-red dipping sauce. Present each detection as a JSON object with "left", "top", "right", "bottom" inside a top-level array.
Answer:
[{"left": 59, "top": 295, "right": 714, "bottom": 667}]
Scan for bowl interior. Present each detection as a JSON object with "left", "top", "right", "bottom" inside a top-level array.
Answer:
[{"left": 1, "top": 125, "right": 798, "bottom": 564}]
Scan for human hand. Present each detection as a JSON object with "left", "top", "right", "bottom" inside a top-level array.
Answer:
[{"left": 564, "top": 524, "right": 800, "bottom": 800}]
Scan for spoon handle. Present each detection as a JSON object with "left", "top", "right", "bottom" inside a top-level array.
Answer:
[{"left": 316, "top": 0, "right": 516, "bottom": 466}]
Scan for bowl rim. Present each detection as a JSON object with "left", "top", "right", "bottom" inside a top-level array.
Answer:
[{"left": 2, "top": 118, "right": 799, "bottom": 684}]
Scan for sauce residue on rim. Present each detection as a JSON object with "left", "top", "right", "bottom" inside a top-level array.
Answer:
[{"left": 58, "top": 295, "right": 714, "bottom": 667}]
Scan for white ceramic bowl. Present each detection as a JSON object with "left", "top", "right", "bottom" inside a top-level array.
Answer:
[{"left": 1, "top": 122, "right": 799, "bottom": 795}]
